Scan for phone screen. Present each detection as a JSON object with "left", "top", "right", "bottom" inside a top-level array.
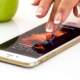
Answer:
[{"left": 0, "top": 23, "right": 80, "bottom": 58}]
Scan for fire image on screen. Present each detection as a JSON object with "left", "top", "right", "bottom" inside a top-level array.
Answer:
[{"left": 21, "top": 31, "right": 66, "bottom": 53}]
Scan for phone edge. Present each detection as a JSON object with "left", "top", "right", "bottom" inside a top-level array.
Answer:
[
  {"left": 0, "top": 36, "right": 80, "bottom": 68},
  {"left": 37, "top": 36, "right": 80, "bottom": 65}
]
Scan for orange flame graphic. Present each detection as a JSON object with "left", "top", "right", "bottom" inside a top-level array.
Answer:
[
  {"left": 22, "top": 33, "right": 52, "bottom": 46},
  {"left": 21, "top": 31, "right": 66, "bottom": 47}
]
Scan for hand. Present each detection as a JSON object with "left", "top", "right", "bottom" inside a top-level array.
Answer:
[{"left": 32, "top": 0, "right": 80, "bottom": 32}]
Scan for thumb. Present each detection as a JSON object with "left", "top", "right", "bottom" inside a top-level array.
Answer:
[{"left": 54, "top": 0, "right": 79, "bottom": 24}]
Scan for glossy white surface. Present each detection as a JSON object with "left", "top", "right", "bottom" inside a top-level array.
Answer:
[{"left": 0, "top": 0, "right": 80, "bottom": 80}]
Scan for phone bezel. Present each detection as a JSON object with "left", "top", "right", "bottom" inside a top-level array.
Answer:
[
  {"left": 0, "top": 36, "right": 79, "bottom": 67},
  {"left": 0, "top": 22, "right": 80, "bottom": 67}
]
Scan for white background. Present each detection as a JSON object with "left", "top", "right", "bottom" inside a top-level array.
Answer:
[{"left": 0, "top": 0, "right": 80, "bottom": 80}]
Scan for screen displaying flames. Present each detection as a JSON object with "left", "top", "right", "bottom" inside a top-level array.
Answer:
[
  {"left": 21, "top": 31, "right": 66, "bottom": 53},
  {"left": 0, "top": 22, "right": 79, "bottom": 58}
]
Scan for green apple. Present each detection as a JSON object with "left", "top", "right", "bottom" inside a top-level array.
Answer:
[{"left": 0, "top": 0, "right": 19, "bottom": 22}]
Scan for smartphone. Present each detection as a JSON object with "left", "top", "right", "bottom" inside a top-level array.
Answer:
[{"left": 0, "top": 22, "right": 80, "bottom": 67}]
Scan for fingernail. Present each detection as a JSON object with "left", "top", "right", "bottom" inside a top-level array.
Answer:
[
  {"left": 77, "top": 6, "right": 80, "bottom": 15},
  {"left": 36, "top": 7, "right": 43, "bottom": 16},
  {"left": 46, "top": 21, "right": 54, "bottom": 32},
  {"left": 54, "top": 13, "right": 62, "bottom": 24},
  {"left": 31, "top": 0, "right": 35, "bottom": 4}
]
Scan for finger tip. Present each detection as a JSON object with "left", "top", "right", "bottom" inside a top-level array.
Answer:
[
  {"left": 36, "top": 14, "right": 45, "bottom": 18},
  {"left": 31, "top": 3, "right": 37, "bottom": 6}
]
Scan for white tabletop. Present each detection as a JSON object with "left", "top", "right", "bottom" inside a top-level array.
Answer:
[{"left": 0, "top": 0, "right": 80, "bottom": 80}]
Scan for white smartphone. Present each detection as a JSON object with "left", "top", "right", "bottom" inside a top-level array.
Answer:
[{"left": 0, "top": 22, "right": 80, "bottom": 67}]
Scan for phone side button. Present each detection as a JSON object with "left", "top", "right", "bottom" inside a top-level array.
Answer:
[
  {"left": 38, "top": 52, "right": 57, "bottom": 64},
  {"left": 42, "top": 55, "right": 52, "bottom": 62}
]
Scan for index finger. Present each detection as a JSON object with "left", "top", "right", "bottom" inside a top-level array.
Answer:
[
  {"left": 49, "top": 0, "right": 61, "bottom": 21},
  {"left": 46, "top": 0, "right": 61, "bottom": 32}
]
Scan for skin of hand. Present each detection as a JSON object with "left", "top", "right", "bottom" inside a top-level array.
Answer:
[{"left": 31, "top": 0, "right": 80, "bottom": 32}]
